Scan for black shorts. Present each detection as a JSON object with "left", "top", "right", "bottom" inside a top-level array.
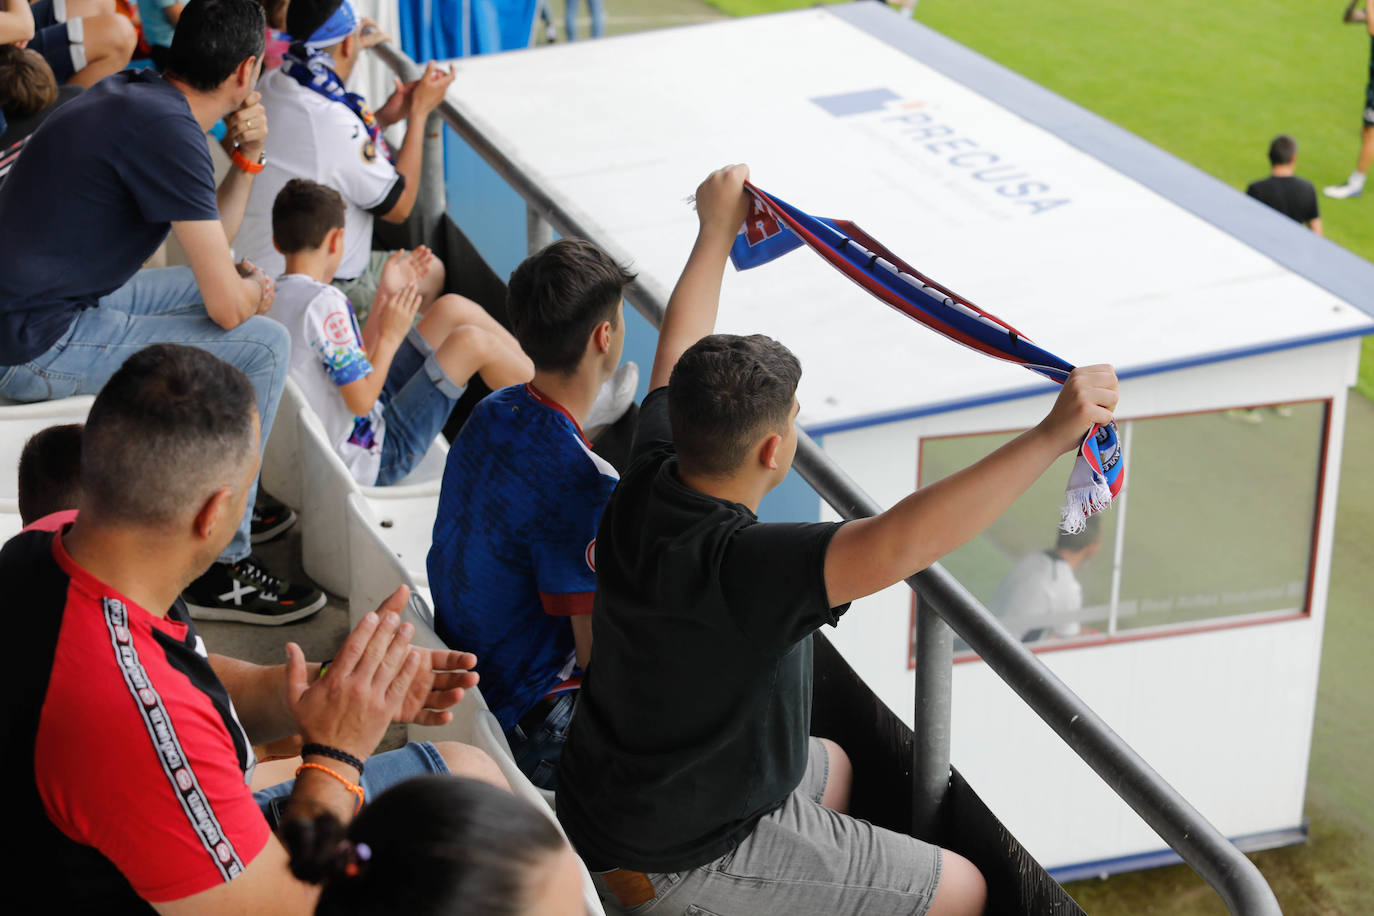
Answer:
[{"left": 1366, "top": 37, "right": 1374, "bottom": 126}]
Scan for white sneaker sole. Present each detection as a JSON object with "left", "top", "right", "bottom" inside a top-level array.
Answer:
[{"left": 184, "top": 592, "right": 326, "bottom": 626}]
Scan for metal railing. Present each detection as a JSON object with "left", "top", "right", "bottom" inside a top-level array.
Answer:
[{"left": 369, "top": 38, "right": 1281, "bottom": 916}]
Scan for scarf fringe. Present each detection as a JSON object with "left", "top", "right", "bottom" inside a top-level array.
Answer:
[{"left": 1059, "top": 478, "right": 1113, "bottom": 534}]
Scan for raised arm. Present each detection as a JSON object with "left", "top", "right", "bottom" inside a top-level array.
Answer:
[
  {"left": 823, "top": 365, "right": 1119, "bottom": 607},
  {"left": 647, "top": 164, "right": 753, "bottom": 390},
  {"left": 217, "top": 90, "right": 268, "bottom": 243},
  {"left": 379, "top": 62, "right": 454, "bottom": 223}
]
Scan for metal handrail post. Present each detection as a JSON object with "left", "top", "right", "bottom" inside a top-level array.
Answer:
[
  {"left": 366, "top": 40, "right": 1282, "bottom": 916},
  {"left": 527, "top": 204, "right": 553, "bottom": 254},
  {"left": 911, "top": 597, "right": 953, "bottom": 836}
]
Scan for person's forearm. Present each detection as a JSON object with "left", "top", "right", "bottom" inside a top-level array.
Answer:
[
  {"left": 340, "top": 333, "right": 402, "bottom": 417},
  {"left": 1367, "top": 0, "right": 1373, "bottom": 35},
  {"left": 382, "top": 117, "right": 426, "bottom": 222},
  {"left": 217, "top": 165, "right": 255, "bottom": 244},
  {"left": 210, "top": 654, "right": 320, "bottom": 743},
  {"left": 281, "top": 759, "right": 363, "bottom": 829},
  {"left": 826, "top": 425, "right": 1063, "bottom": 606},
  {"left": 649, "top": 227, "right": 735, "bottom": 389}
]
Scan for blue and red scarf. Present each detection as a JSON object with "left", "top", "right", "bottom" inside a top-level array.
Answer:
[
  {"left": 730, "top": 182, "right": 1123, "bottom": 532},
  {"left": 282, "top": 44, "right": 393, "bottom": 164}
]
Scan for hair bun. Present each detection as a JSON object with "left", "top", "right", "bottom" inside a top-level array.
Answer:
[{"left": 283, "top": 813, "right": 351, "bottom": 884}]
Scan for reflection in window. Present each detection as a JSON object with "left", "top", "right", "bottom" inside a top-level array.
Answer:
[{"left": 916, "top": 401, "right": 1326, "bottom": 658}]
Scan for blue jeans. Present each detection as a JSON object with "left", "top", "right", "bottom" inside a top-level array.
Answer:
[
  {"left": 374, "top": 328, "right": 465, "bottom": 486},
  {"left": 254, "top": 741, "right": 450, "bottom": 829},
  {"left": 566, "top": 0, "right": 604, "bottom": 39},
  {"left": 507, "top": 691, "right": 576, "bottom": 791},
  {"left": 0, "top": 267, "right": 290, "bottom": 563}
]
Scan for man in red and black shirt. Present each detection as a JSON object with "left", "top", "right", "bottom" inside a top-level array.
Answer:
[{"left": 4, "top": 343, "right": 499, "bottom": 914}]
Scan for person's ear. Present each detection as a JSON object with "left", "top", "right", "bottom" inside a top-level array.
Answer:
[
  {"left": 192, "top": 486, "right": 235, "bottom": 542},
  {"left": 343, "top": 33, "right": 357, "bottom": 59},
  {"left": 759, "top": 432, "right": 783, "bottom": 471},
  {"left": 236, "top": 55, "right": 258, "bottom": 92},
  {"left": 272, "top": 238, "right": 282, "bottom": 253},
  {"left": 328, "top": 226, "right": 344, "bottom": 255},
  {"left": 593, "top": 320, "right": 612, "bottom": 356}
]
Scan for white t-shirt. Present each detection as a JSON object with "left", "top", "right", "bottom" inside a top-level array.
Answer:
[
  {"left": 989, "top": 551, "right": 1083, "bottom": 640},
  {"left": 271, "top": 274, "right": 387, "bottom": 486},
  {"left": 237, "top": 68, "right": 402, "bottom": 281}
]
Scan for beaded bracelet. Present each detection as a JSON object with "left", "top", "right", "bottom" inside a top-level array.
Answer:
[
  {"left": 302, "top": 742, "right": 366, "bottom": 776},
  {"left": 296, "top": 762, "right": 365, "bottom": 814}
]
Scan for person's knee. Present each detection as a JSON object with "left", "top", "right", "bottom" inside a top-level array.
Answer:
[
  {"left": 439, "top": 323, "right": 495, "bottom": 365},
  {"left": 928, "top": 849, "right": 987, "bottom": 916},
  {"left": 432, "top": 741, "right": 511, "bottom": 791},
  {"left": 817, "top": 737, "right": 853, "bottom": 814},
  {"left": 88, "top": 13, "right": 137, "bottom": 59}
]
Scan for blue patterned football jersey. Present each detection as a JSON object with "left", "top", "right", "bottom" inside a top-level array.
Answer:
[{"left": 427, "top": 384, "right": 619, "bottom": 732}]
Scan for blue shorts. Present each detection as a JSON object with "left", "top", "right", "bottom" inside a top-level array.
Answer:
[
  {"left": 28, "top": 1, "right": 82, "bottom": 84},
  {"left": 254, "top": 741, "right": 449, "bottom": 829},
  {"left": 374, "top": 327, "right": 465, "bottom": 485}
]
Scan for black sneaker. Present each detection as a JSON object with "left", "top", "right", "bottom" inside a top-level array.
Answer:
[
  {"left": 183, "top": 556, "right": 326, "bottom": 625},
  {"left": 251, "top": 493, "right": 297, "bottom": 544}
]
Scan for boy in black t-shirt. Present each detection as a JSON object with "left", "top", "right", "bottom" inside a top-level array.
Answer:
[
  {"left": 556, "top": 165, "right": 1120, "bottom": 916},
  {"left": 1246, "top": 135, "right": 1322, "bottom": 234}
]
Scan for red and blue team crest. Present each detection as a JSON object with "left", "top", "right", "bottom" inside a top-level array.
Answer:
[{"left": 729, "top": 181, "right": 1124, "bottom": 530}]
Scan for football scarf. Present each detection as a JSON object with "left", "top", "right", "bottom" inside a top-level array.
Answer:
[
  {"left": 282, "top": 44, "right": 393, "bottom": 164},
  {"left": 729, "top": 182, "right": 1123, "bottom": 532}
]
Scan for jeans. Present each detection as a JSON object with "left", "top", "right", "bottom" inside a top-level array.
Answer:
[
  {"left": 0, "top": 267, "right": 290, "bottom": 563},
  {"left": 507, "top": 691, "right": 576, "bottom": 791},
  {"left": 254, "top": 741, "right": 449, "bottom": 829},
  {"left": 374, "top": 328, "right": 466, "bottom": 486},
  {"left": 566, "top": 0, "right": 605, "bottom": 39}
]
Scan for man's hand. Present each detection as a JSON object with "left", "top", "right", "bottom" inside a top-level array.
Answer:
[
  {"left": 397, "top": 648, "right": 480, "bottom": 726},
  {"left": 374, "top": 77, "right": 415, "bottom": 128},
  {"left": 284, "top": 588, "right": 424, "bottom": 760},
  {"left": 358, "top": 16, "right": 390, "bottom": 48},
  {"left": 368, "top": 280, "right": 423, "bottom": 346},
  {"left": 409, "top": 61, "right": 456, "bottom": 116},
  {"left": 693, "top": 163, "right": 752, "bottom": 243},
  {"left": 1033, "top": 365, "right": 1119, "bottom": 455},
  {"left": 225, "top": 91, "right": 268, "bottom": 159},
  {"left": 237, "top": 259, "right": 275, "bottom": 314}
]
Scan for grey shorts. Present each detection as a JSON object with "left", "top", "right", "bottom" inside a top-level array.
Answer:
[
  {"left": 595, "top": 737, "right": 943, "bottom": 916},
  {"left": 332, "top": 250, "right": 394, "bottom": 324}
]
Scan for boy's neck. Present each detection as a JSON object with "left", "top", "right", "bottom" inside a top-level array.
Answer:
[
  {"left": 530, "top": 365, "right": 605, "bottom": 431},
  {"left": 283, "top": 250, "right": 336, "bottom": 284}
]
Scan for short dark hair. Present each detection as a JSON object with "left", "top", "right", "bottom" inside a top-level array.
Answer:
[
  {"left": 669, "top": 334, "right": 802, "bottom": 477},
  {"left": 284, "top": 776, "right": 565, "bottom": 916},
  {"left": 83, "top": 345, "right": 257, "bottom": 525},
  {"left": 1056, "top": 513, "right": 1102, "bottom": 552},
  {"left": 1268, "top": 134, "right": 1298, "bottom": 166},
  {"left": 17, "top": 424, "right": 83, "bottom": 526},
  {"left": 286, "top": 0, "right": 344, "bottom": 43},
  {"left": 506, "top": 238, "right": 635, "bottom": 374},
  {"left": 165, "top": 0, "right": 266, "bottom": 92},
  {"left": 273, "top": 179, "right": 346, "bottom": 254},
  {"left": 0, "top": 47, "right": 57, "bottom": 119}
]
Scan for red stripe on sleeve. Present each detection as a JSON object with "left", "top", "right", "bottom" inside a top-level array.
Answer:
[{"left": 540, "top": 592, "right": 594, "bottom": 616}]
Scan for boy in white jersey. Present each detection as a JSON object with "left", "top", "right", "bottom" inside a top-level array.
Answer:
[{"left": 269, "top": 178, "right": 532, "bottom": 485}]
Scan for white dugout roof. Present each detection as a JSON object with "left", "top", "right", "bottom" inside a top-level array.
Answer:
[{"left": 442, "top": 2, "right": 1374, "bottom": 434}]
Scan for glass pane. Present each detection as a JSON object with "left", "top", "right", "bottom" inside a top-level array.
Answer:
[
  {"left": 1114, "top": 402, "right": 1324, "bottom": 631},
  {"left": 918, "top": 400, "right": 1324, "bottom": 654}
]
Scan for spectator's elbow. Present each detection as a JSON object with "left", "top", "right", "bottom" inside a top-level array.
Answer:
[{"left": 380, "top": 196, "right": 415, "bottom": 223}]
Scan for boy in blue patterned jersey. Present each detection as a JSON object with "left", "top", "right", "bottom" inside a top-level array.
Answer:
[
  {"left": 268, "top": 178, "right": 532, "bottom": 486},
  {"left": 427, "top": 237, "right": 635, "bottom": 789}
]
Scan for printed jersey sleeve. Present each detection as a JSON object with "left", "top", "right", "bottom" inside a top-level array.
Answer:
[
  {"left": 531, "top": 454, "right": 618, "bottom": 616},
  {"left": 35, "top": 639, "right": 270, "bottom": 901},
  {"left": 718, "top": 520, "right": 851, "bottom": 655},
  {"left": 303, "top": 285, "right": 373, "bottom": 387},
  {"left": 127, "top": 115, "right": 220, "bottom": 224},
  {"left": 325, "top": 105, "right": 403, "bottom": 214}
]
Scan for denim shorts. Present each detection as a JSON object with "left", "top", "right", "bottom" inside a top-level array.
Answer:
[
  {"left": 593, "top": 738, "right": 943, "bottom": 916},
  {"left": 253, "top": 741, "right": 449, "bottom": 829},
  {"left": 374, "top": 327, "right": 465, "bottom": 486}
]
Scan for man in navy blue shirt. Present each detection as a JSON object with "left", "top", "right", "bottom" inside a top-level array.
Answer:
[{"left": 0, "top": 0, "right": 323, "bottom": 625}]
